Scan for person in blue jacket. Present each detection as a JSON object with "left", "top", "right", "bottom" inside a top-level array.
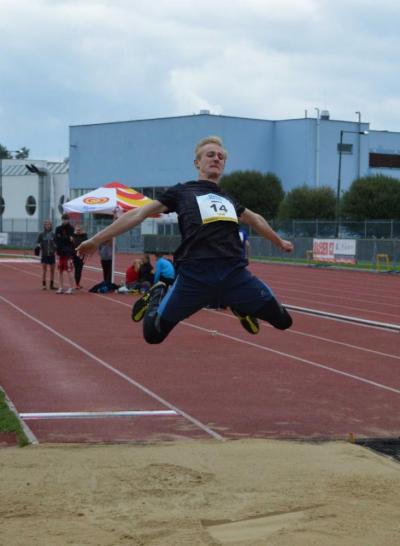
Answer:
[
  {"left": 153, "top": 253, "right": 175, "bottom": 286},
  {"left": 77, "top": 136, "right": 294, "bottom": 344}
]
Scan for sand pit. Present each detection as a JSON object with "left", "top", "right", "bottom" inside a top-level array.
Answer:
[{"left": 1, "top": 439, "right": 400, "bottom": 545}]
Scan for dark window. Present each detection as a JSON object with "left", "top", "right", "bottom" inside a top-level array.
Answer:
[
  {"left": 337, "top": 143, "right": 353, "bottom": 154},
  {"left": 369, "top": 153, "right": 400, "bottom": 169},
  {"left": 25, "top": 195, "right": 36, "bottom": 216},
  {"left": 0, "top": 196, "right": 4, "bottom": 216}
]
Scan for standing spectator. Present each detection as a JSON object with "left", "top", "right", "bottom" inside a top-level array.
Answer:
[
  {"left": 72, "top": 224, "right": 88, "bottom": 289},
  {"left": 99, "top": 240, "right": 113, "bottom": 284},
  {"left": 35, "top": 219, "right": 57, "bottom": 290},
  {"left": 55, "top": 213, "right": 75, "bottom": 294},
  {"left": 153, "top": 253, "right": 175, "bottom": 286}
]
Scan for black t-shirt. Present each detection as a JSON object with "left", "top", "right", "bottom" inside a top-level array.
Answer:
[
  {"left": 55, "top": 223, "right": 75, "bottom": 257},
  {"left": 158, "top": 180, "right": 246, "bottom": 263}
]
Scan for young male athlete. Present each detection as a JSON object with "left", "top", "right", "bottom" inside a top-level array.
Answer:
[{"left": 77, "top": 136, "right": 294, "bottom": 344}]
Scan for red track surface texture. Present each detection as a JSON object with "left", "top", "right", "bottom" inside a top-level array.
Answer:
[{"left": 1, "top": 253, "right": 399, "bottom": 444}]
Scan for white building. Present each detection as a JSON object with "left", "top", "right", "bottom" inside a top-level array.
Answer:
[{"left": 0, "top": 159, "right": 69, "bottom": 238}]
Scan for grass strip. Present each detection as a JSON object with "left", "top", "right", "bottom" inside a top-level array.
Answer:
[{"left": 0, "top": 388, "right": 29, "bottom": 447}]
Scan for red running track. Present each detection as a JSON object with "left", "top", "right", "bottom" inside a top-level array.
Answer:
[{"left": 0, "top": 254, "right": 399, "bottom": 444}]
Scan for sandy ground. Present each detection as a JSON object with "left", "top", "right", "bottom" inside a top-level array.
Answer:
[{"left": 1, "top": 439, "right": 400, "bottom": 546}]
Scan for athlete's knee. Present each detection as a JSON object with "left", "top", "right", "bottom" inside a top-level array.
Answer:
[
  {"left": 143, "top": 315, "right": 176, "bottom": 344},
  {"left": 257, "top": 299, "right": 293, "bottom": 330}
]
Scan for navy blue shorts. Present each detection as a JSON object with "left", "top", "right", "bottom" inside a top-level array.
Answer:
[
  {"left": 158, "top": 258, "right": 274, "bottom": 324},
  {"left": 41, "top": 255, "right": 56, "bottom": 265}
]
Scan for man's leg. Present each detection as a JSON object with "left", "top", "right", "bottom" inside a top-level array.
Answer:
[
  {"left": 255, "top": 297, "right": 292, "bottom": 330},
  {"left": 134, "top": 269, "right": 212, "bottom": 345},
  {"left": 142, "top": 282, "right": 177, "bottom": 344},
  {"left": 223, "top": 267, "right": 292, "bottom": 333},
  {"left": 42, "top": 264, "right": 47, "bottom": 289}
]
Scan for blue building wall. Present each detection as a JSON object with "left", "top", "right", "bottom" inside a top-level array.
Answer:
[
  {"left": 69, "top": 114, "right": 273, "bottom": 190},
  {"left": 69, "top": 113, "right": 400, "bottom": 193}
]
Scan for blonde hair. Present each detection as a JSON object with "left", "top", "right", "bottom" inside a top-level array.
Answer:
[{"left": 194, "top": 136, "right": 227, "bottom": 160}]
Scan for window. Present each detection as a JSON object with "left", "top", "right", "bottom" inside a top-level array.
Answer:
[
  {"left": 337, "top": 143, "right": 353, "bottom": 154},
  {"left": 25, "top": 195, "right": 36, "bottom": 216},
  {"left": 369, "top": 153, "right": 400, "bottom": 169},
  {"left": 0, "top": 196, "right": 4, "bottom": 215}
]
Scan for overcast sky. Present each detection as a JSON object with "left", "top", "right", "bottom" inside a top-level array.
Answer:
[{"left": 1, "top": 0, "right": 399, "bottom": 160}]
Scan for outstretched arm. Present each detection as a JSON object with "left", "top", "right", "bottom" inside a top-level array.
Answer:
[
  {"left": 76, "top": 200, "right": 168, "bottom": 258},
  {"left": 240, "top": 209, "right": 293, "bottom": 252}
]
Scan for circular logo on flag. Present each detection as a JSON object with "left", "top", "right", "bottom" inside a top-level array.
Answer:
[{"left": 83, "top": 197, "right": 110, "bottom": 205}]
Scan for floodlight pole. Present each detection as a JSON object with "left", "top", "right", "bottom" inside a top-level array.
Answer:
[{"left": 335, "top": 130, "right": 368, "bottom": 238}]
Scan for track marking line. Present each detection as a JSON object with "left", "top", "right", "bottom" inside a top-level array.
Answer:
[
  {"left": 20, "top": 410, "right": 177, "bottom": 420},
  {"left": 0, "top": 295, "right": 224, "bottom": 441},
  {"left": 182, "top": 322, "right": 400, "bottom": 396},
  {"left": 98, "top": 296, "right": 400, "bottom": 393},
  {"left": 206, "top": 308, "right": 400, "bottom": 359},
  {"left": 0, "top": 258, "right": 38, "bottom": 263}
]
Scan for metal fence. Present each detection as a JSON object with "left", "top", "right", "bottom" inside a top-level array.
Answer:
[
  {"left": 265, "top": 219, "right": 400, "bottom": 240},
  {"left": 2, "top": 217, "right": 400, "bottom": 267}
]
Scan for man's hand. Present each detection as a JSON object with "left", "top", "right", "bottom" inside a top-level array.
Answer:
[
  {"left": 279, "top": 239, "right": 294, "bottom": 252},
  {"left": 76, "top": 238, "right": 98, "bottom": 259}
]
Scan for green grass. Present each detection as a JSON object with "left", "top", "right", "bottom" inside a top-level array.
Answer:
[{"left": 0, "top": 389, "right": 29, "bottom": 446}]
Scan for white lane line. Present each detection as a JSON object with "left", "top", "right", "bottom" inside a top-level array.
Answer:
[
  {"left": 0, "top": 258, "right": 38, "bottom": 263},
  {"left": 206, "top": 308, "right": 400, "bottom": 360},
  {"left": 20, "top": 410, "right": 177, "bottom": 420},
  {"left": 182, "top": 322, "right": 400, "bottom": 396},
  {"left": 0, "top": 295, "right": 224, "bottom": 441},
  {"left": 98, "top": 296, "right": 400, "bottom": 393}
]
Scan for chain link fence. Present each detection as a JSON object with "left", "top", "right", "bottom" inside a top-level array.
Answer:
[{"left": 1, "top": 217, "right": 399, "bottom": 268}]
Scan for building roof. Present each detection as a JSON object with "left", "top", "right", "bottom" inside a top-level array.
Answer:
[{"left": 0, "top": 161, "right": 69, "bottom": 176}]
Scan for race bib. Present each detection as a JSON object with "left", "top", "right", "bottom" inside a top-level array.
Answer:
[{"left": 196, "top": 193, "right": 238, "bottom": 224}]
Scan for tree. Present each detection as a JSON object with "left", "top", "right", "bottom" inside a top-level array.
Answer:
[
  {"left": 278, "top": 185, "right": 336, "bottom": 219},
  {"left": 0, "top": 144, "right": 12, "bottom": 159},
  {"left": 341, "top": 175, "right": 400, "bottom": 219},
  {"left": 220, "top": 170, "right": 284, "bottom": 218},
  {"left": 0, "top": 144, "right": 29, "bottom": 159},
  {"left": 16, "top": 147, "right": 30, "bottom": 159}
]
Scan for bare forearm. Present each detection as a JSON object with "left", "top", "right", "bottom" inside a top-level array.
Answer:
[{"left": 240, "top": 209, "right": 293, "bottom": 252}]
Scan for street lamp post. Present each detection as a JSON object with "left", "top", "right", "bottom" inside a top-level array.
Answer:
[
  {"left": 336, "top": 130, "right": 368, "bottom": 238},
  {"left": 0, "top": 150, "right": 21, "bottom": 234}
]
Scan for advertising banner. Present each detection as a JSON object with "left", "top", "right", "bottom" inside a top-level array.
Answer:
[{"left": 313, "top": 239, "right": 357, "bottom": 264}]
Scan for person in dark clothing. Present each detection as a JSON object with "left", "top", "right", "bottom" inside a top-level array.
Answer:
[
  {"left": 72, "top": 224, "right": 88, "bottom": 289},
  {"left": 139, "top": 254, "right": 154, "bottom": 284},
  {"left": 55, "top": 213, "right": 75, "bottom": 294},
  {"left": 35, "top": 219, "right": 57, "bottom": 290},
  {"left": 77, "top": 136, "right": 294, "bottom": 344},
  {"left": 98, "top": 240, "right": 113, "bottom": 284}
]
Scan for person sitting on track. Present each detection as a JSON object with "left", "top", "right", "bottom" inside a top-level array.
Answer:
[{"left": 77, "top": 135, "right": 294, "bottom": 344}]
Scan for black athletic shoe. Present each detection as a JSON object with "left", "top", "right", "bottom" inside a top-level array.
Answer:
[
  {"left": 131, "top": 291, "right": 151, "bottom": 322},
  {"left": 131, "top": 282, "right": 167, "bottom": 322},
  {"left": 232, "top": 310, "right": 260, "bottom": 335}
]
